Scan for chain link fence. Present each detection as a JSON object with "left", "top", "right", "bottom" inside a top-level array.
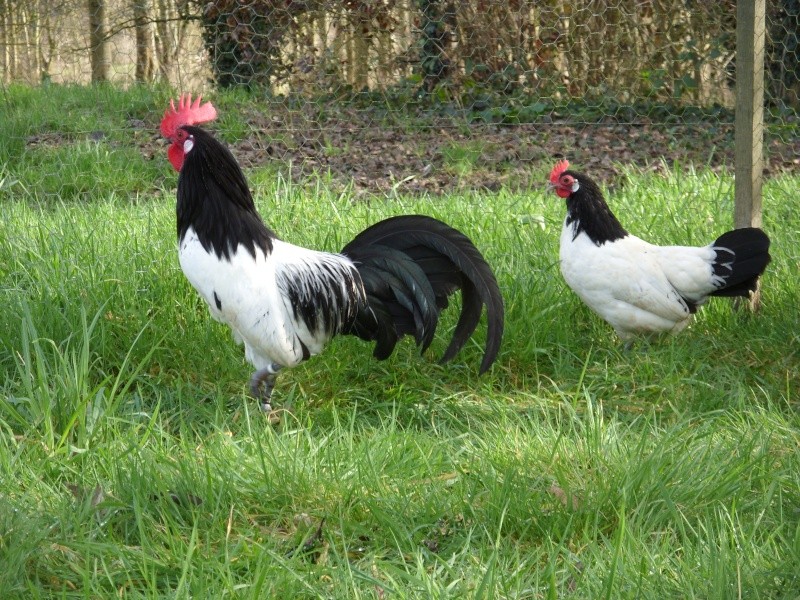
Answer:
[{"left": 0, "top": 0, "right": 797, "bottom": 195}]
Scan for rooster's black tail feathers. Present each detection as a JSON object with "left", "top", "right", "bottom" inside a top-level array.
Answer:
[
  {"left": 341, "top": 215, "right": 504, "bottom": 374},
  {"left": 710, "top": 227, "right": 771, "bottom": 297}
]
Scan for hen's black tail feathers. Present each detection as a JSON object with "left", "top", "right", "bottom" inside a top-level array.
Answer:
[
  {"left": 341, "top": 215, "right": 504, "bottom": 374},
  {"left": 710, "top": 227, "right": 771, "bottom": 297}
]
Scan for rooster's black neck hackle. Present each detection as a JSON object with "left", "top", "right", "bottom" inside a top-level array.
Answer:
[
  {"left": 564, "top": 171, "right": 628, "bottom": 246},
  {"left": 176, "top": 125, "right": 276, "bottom": 260}
]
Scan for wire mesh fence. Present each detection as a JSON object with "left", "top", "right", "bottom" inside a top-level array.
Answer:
[{"left": 0, "top": 0, "right": 797, "bottom": 196}]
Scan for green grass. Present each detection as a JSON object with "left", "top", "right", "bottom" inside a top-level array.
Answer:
[
  {"left": 441, "top": 140, "right": 493, "bottom": 176},
  {"left": 0, "top": 85, "right": 799, "bottom": 598}
]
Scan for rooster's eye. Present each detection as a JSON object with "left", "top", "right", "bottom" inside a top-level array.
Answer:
[{"left": 560, "top": 175, "right": 573, "bottom": 186}]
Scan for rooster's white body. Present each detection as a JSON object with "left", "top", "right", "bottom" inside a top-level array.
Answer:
[{"left": 179, "top": 227, "right": 364, "bottom": 369}]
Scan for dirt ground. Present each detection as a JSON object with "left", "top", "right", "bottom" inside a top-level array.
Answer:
[
  {"left": 134, "top": 102, "right": 798, "bottom": 196},
  {"left": 219, "top": 105, "right": 800, "bottom": 196}
]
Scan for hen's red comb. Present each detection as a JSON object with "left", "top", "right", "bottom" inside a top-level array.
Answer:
[
  {"left": 549, "top": 159, "right": 570, "bottom": 184},
  {"left": 160, "top": 93, "right": 218, "bottom": 138}
]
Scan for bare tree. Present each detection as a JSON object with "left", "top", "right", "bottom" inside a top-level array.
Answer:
[
  {"left": 37, "top": 0, "right": 59, "bottom": 82},
  {"left": 153, "top": 0, "right": 194, "bottom": 82},
  {"left": 88, "top": 0, "right": 108, "bottom": 82}
]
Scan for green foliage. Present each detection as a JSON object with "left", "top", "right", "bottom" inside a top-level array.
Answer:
[
  {"left": 199, "top": 0, "right": 293, "bottom": 88},
  {"left": 416, "top": 0, "right": 452, "bottom": 95}
]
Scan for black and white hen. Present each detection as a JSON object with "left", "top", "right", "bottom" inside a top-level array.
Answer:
[
  {"left": 549, "top": 159, "right": 771, "bottom": 343},
  {"left": 161, "top": 94, "right": 504, "bottom": 411}
]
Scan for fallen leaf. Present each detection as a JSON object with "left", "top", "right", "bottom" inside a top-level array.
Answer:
[{"left": 548, "top": 483, "right": 582, "bottom": 510}]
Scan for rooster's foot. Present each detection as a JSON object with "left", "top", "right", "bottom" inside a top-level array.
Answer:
[{"left": 250, "top": 363, "right": 283, "bottom": 413}]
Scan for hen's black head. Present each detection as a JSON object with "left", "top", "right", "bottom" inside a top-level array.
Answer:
[{"left": 549, "top": 160, "right": 628, "bottom": 245}]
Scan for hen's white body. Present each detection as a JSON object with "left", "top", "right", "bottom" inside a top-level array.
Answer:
[{"left": 559, "top": 223, "right": 726, "bottom": 340}]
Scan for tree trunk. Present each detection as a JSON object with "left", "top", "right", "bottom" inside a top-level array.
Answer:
[
  {"left": 0, "top": 0, "right": 8, "bottom": 84},
  {"left": 352, "top": 17, "right": 369, "bottom": 90},
  {"left": 88, "top": 0, "right": 108, "bottom": 82},
  {"left": 133, "top": 0, "right": 154, "bottom": 82},
  {"left": 38, "top": 0, "right": 56, "bottom": 82},
  {"left": 155, "top": 0, "right": 187, "bottom": 82},
  {"left": 4, "top": 0, "right": 18, "bottom": 82},
  {"left": 20, "top": 3, "right": 35, "bottom": 84},
  {"left": 28, "top": 3, "right": 42, "bottom": 81}
]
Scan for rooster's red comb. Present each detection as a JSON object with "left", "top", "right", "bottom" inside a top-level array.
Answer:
[
  {"left": 549, "top": 159, "right": 570, "bottom": 184},
  {"left": 160, "top": 93, "right": 218, "bottom": 139}
]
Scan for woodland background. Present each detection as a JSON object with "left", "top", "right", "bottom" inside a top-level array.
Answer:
[
  {"left": 1, "top": 1, "right": 798, "bottom": 104},
  {"left": 1, "top": 1, "right": 798, "bottom": 194}
]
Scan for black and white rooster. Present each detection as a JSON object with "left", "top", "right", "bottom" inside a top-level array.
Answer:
[
  {"left": 548, "top": 159, "right": 771, "bottom": 343},
  {"left": 160, "top": 94, "right": 504, "bottom": 411}
]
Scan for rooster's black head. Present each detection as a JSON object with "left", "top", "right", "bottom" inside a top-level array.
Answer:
[{"left": 161, "top": 94, "right": 275, "bottom": 261}]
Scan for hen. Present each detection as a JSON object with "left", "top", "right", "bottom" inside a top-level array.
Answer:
[{"left": 549, "top": 159, "right": 770, "bottom": 343}]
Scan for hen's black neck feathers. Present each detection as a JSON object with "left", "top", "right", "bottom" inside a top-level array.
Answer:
[
  {"left": 564, "top": 171, "right": 628, "bottom": 245},
  {"left": 177, "top": 125, "right": 276, "bottom": 260}
]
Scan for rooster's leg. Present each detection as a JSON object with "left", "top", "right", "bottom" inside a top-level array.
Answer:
[{"left": 249, "top": 363, "right": 283, "bottom": 413}]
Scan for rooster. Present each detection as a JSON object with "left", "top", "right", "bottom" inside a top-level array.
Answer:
[
  {"left": 160, "top": 94, "right": 504, "bottom": 411},
  {"left": 548, "top": 159, "right": 770, "bottom": 344}
]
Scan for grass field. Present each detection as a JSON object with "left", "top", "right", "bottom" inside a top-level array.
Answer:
[{"left": 1, "top": 86, "right": 799, "bottom": 598}]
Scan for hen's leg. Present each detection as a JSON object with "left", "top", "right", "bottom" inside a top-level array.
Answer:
[{"left": 249, "top": 363, "right": 283, "bottom": 413}]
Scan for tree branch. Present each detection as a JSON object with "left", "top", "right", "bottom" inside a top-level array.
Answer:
[{"left": 71, "top": 13, "right": 200, "bottom": 52}]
